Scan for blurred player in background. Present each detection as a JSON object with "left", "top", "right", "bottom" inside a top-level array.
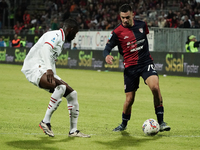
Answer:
[
  {"left": 103, "top": 4, "right": 171, "bottom": 132},
  {"left": 21, "top": 18, "right": 90, "bottom": 138}
]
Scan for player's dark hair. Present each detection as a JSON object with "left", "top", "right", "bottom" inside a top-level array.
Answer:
[
  {"left": 119, "top": 4, "right": 132, "bottom": 13},
  {"left": 63, "top": 18, "right": 79, "bottom": 30}
]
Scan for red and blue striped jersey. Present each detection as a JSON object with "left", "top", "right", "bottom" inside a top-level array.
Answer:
[{"left": 103, "top": 19, "right": 153, "bottom": 68}]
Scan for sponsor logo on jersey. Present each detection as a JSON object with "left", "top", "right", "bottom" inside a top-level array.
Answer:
[
  {"left": 130, "top": 45, "right": 143, "bottom": 52},
  {"left": 139, "top": 28, "right": 143, "bottom": 33},
  {"left": 124, "top": 36, "right": 129, "bottom": 39},
  {"left": 136, "top": 39, "right": 145, "bottom": 44},
  {"left": 51, "top": 37, "right": 56, "bottom": 43}
]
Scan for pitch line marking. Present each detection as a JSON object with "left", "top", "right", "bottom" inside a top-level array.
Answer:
[{"left": 0, "top": 133, "right": 200, "bottom": 138}]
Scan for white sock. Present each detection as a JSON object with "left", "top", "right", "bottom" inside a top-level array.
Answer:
[
  {"left": 66, "top": 90, "right": 79, "bottom": 133},
  {"left": 43, "top": 85, "right": 66, "bottom": 123}
]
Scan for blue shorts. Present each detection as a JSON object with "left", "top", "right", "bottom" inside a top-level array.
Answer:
[{"left": 124, "top": 63, "right": 158, "bottom": 93}]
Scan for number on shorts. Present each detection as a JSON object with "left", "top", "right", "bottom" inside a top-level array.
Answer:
[{"left": 147, "top": 64, "right": 155, "bottom": 71}]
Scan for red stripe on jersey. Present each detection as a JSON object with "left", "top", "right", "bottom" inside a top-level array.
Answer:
[
  {"left": 114, "top": 25, "right": 139, "bottom": 67},
  {"left": 60, "top": 29, "right": 64, "bottom": 41},
  {"left": 45, "top": 42, "right": 54, "bottom": 48},
  {"left": 145, "top": 22, "right": 149, "bottom": 34},
  {"left": 112, "top": 20, "right": 153, "bottom": 68}
]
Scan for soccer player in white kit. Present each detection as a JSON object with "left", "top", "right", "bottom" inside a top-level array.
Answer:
[{"left": 21, "top": 18, "right": 90, "bottom": 138}]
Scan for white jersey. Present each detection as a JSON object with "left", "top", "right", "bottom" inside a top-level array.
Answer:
[{"left": 21, "top": 29, "right": 65, "bottom": 75}]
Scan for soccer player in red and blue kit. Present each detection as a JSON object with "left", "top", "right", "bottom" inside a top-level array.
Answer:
[{"left": 103, "top": 4, "right": 171, "bottom": 132}]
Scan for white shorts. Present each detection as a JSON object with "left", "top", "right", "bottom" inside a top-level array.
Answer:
[{"left": 21, "top": 64, "right": 61, "bottom": 88}]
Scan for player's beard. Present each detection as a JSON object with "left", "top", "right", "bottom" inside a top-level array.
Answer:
[
  {"left": 123, "top": 21, "right": 132, "bottom": 27},
  {"left": 124, "top": 23, "right": 130, "bottom": 27}
]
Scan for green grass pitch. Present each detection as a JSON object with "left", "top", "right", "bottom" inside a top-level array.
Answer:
[{"left": 0, "top": 63, "right": 200, "bottom": 150}]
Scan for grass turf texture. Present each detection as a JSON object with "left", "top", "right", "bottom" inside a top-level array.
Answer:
[{"left": 0, "top": 63, "right": 200, "bottom": 150}]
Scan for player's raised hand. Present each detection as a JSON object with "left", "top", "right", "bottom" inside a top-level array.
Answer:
[
  {"left": 46, "top": 69, "right": 54, "bottom": 83},
  {"left": 105, "top": 55, "right": 114, "bottom": 65}
]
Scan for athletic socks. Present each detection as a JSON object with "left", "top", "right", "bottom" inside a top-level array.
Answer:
[
  {"left": 43, "top": 96, "right": 62, "bottom": 124},
  {"left": 155, "top": 105, "right": 164, "bottom": 124},
  {"left": 66, "top": 91, "right": 79, "bottom": 133},
  {"left": 121, "top": 106, "right": 164, "bottom": 127},
  {"left": 43, "top": 85, "right": 66, "bottom": 123},
  {"left": 122, "top": 112, "right": 131, "bottom": 127}
]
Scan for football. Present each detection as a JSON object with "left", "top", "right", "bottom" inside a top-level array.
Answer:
[{"left": 142, "top": 119, "right": 160, "bottom": 136}]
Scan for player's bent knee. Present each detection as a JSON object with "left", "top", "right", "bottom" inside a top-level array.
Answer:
[
  {"left": 66, "top": 90, "right": 77, "bottom": 101},
  {"left": 70, "top": 90, "right": 77, "bottom": 98},
  {"left": 151, "top": 84, "right": 159, "bottom": 92},
  {"left": 56, "top": 84, "right": 67, "bottom": 96}
]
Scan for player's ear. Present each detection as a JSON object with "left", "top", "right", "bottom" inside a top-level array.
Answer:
[{"left": 132, "top": 12, "right": 135, "bottom": 18}]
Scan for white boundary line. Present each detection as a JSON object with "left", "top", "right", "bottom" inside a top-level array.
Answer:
[{"left": 1, "top": 133, "right": 200, "bottom": 137}]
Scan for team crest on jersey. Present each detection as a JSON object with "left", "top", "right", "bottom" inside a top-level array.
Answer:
[{"left": 139, "top": 28, "right": 143, "bottom": 33}]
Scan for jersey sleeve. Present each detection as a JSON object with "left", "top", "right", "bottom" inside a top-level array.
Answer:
[
  {"left": 40, "top": 44, "right": 54, "bottom": 70},
  {"left": 41, "top": 31, "right": 62, "bottom": 70},
  {"left": 103, "top": 31, "right": 118, "bottom": 57},
  {"left": 43, "top": 32, "right": 60, "bottom": 49},
  {"left": 145, "top": 22, "right": 149, "bottom": 35}
]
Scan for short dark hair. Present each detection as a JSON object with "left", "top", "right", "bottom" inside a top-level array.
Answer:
[
  {"left": 63, "top": 18, "right": 79, "bottom": 30},
  {"left": 119, "top": 4, "right": 132, "bottom": 13}
]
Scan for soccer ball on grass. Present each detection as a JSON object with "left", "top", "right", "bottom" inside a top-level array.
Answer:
[{"left": 142, "top": 119, "right": 160, "bottom": 136}]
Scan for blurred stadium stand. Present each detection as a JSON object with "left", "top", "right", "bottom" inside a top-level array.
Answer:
[{"left": 0, "top": 0, "right": 200, "bottom": 52}]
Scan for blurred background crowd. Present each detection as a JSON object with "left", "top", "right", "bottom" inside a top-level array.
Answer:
[{"left": 0, "top": 0, "right": 200, "bottom": 35}]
